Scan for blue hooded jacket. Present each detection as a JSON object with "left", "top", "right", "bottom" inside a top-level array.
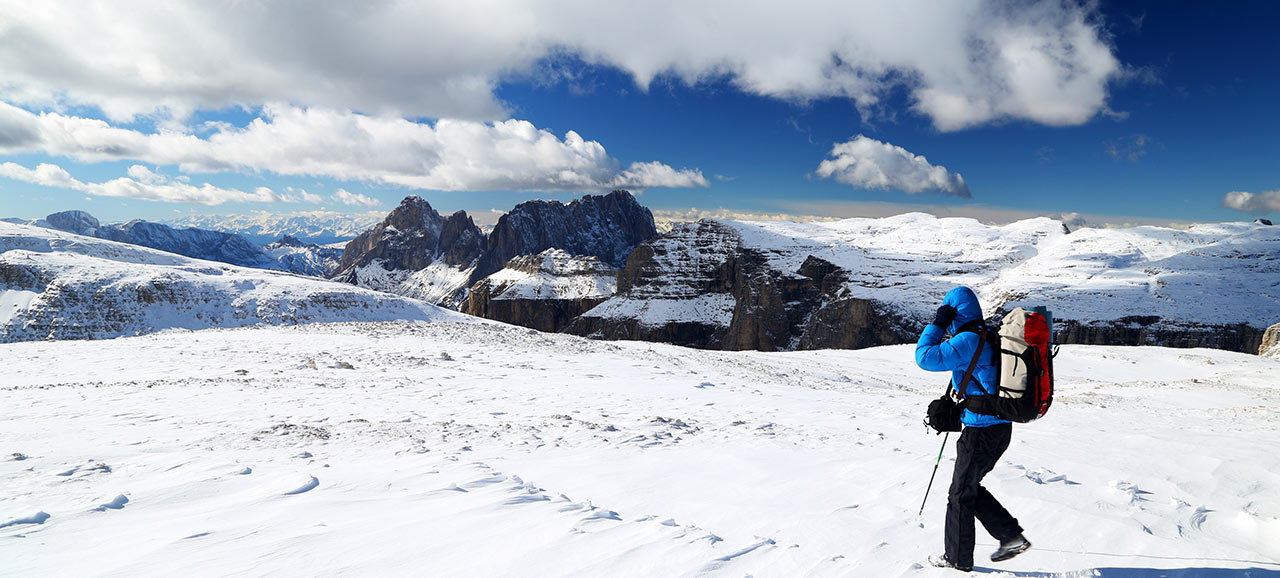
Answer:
[{"left": 915, "top": 286, "right": 1008, "bottom": 428}]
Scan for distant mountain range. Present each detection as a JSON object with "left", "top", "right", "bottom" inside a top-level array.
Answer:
[
  {"left": 166, "top": 212, "right": 383, "bottom": 245},
  {"left": 7, "top": 210, "right": 344, "bottom": 276},
  {"left": 5, "top": 195, "right": 1277, "bottom": 355},
  {"left": 0, "top": 220, "right": 466, "bottom": 342}
]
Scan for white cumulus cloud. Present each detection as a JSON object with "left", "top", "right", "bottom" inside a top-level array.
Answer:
[
  {"left": 1221, "top": 189, "right": 1280, "bottom": 216},
  {"left": 0, "top": 1, "right": 1120, "bottom": 131},
  {"left": 816, "top": 136, "right": 970, "bottom": 197},
  {"left": 0, "top": 101, "right": 706, "bottom": 194},
  {"left": 0, "top": 161, "right": 290, "bottom": 206},
  {"left": 331, "top": 189, "right": 381, "bottom": 208},
  {"left": 0, "top": 161, "right": 84, "bottom": 189}
]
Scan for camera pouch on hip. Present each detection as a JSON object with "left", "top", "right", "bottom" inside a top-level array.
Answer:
[{"left": 926, "top": 395, "right": 964, "bottom": 433}]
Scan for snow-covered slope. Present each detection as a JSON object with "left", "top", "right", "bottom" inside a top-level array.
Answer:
[
  {"left": 263, "top": 235, "right": 344, "bottom": 278},
  {"left": 0, "top": 222, "right": 468, "bottom": 342},
  {"left": 577, "top": 215, "right": 1280, "bottom": 351},
  {"left": 167, "top": 212, "right": 381, "bottom": 245},
  {"left": 477, "top": 249, "right": 616, "bottom": 302},
  {"left": 2, "top": 321, "right": 1278, "bottom": 576}
]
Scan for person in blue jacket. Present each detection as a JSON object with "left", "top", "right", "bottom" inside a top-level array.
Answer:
[{"left": 917, "top": 286, "right": 1030, "bottom": 571}]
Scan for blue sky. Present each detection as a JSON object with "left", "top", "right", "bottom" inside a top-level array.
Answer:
[{"left": 1, "top": 1, "right": 1277, "bottom": 227}]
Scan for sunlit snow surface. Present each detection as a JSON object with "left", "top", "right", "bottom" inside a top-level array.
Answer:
[
  {"left": 588, "top": 214, "right": 1280, "bottom": 329},
  {"left": 3, "top": 321, "right": 1278, "bottom": 577},
  {"left": 0, "top": 222, "right": 469, "bottom": 342}
]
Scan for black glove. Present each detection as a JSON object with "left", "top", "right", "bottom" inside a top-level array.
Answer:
[{"left": 932, "top": 305, "right": 956, "bottom": 328}]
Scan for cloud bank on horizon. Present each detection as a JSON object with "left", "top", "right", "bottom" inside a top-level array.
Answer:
[{"left": 13, "top": 0, "right": 1259, "bottom": 218}]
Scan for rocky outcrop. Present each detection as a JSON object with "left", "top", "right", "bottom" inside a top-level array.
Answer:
[
  {"left": 333, "top": 196, "right": 483, "bottom": 277},
  {"left": 1259, "top": 322, "right": 1280, "bottom": 358},
  {"left": 332, "top": 191, "right": 653, "bottom": 317},
  {"left": 466, "top": 250, "right": 615, "bottom": 332},
  {"left": 45, "top": 210, "right": 100, "bottom": 236},
  {"left": 565, "top": 221, "right": 918, "bottom": 351},
  {"left": 1055, "top": 318, "right": 1266, "bottom": 353},
  {"left": 472, "top": 190, "right": 657, "bottom": 283}
]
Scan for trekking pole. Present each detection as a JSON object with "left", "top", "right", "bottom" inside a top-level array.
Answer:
[{"left": 918, "top": 432, "right": 949, "bottom": 516}]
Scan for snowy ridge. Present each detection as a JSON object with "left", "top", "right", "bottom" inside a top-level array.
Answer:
[
  {"left": 2, "top": 321, "right": 1278, "bottom": 575},
  {"left": 735, "top": 214, "right": 1279, "bottom": 326},
  {"left": 586, "top": 214, "right": 1280, "bottom": 335},
  {"left": 0, "top": 222, "right": 469, "bottom": 342},
  {"left": 343, "top": 259, "right": 478, "bottom": 308},
  {"left": 481, "top": 249, "right": 616, "bottom": 301},
  {"left": 585, "top": 293, "right": 736, "bottom": 328}
]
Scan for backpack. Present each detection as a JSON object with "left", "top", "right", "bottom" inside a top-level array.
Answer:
[{"left": 967, "top": 307, "right": 1055, "bottom": 423}]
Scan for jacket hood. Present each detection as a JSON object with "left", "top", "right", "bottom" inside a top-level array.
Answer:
[{"left": 943, "top": 286, "right": 984, "bottom": 334}]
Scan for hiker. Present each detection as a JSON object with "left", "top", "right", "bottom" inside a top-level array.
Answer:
[{"left": 916, "top": 286, "right": 1031, "bottom": 571}]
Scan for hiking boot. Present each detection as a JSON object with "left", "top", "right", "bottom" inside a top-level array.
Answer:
[
  {"left": 928, "top": 553, "right": 973, "bottom": 572},
  {"left": 991, "top": 534, "right": 1031, "bottom": 562}
]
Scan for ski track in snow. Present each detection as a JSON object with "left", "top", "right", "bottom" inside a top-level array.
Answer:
[{"left": 1, "top": 321, "right": 1279, "bottom": 577}]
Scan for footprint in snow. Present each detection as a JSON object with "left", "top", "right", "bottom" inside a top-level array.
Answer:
[
  {"left": 1025, "top": 468, "right": 1079, "bottom": 485},
  {"left": 1109, "top": 480, "right": 1153, "bottom": 504}
]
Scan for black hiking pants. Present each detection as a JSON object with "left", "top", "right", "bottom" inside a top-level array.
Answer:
[{"left": 945, "top": 422, "right": 1022, "bottom": 568}]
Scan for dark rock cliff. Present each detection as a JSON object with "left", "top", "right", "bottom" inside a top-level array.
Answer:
[
  {"left": 465, "top": 251, "right": 614, "bottom": 333},
  {"left": 331, "top": 196, "right": 483, "bottom": 283},
  {"left": 564, "top": 220, "right": 919, "bottom": 351},
  {"left": 1055, "top": 317, "right": 1266, "bottom": 354},
  {"left": 472, "top": 190, "right": 657, "bottom": 283}
]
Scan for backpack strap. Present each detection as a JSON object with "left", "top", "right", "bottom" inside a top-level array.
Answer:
[{"left": 949, "top": 328, "right": 986, "bottom": 398}]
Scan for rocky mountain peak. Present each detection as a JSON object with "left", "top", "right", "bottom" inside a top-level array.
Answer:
[
  {"left": 270, "top": 234, "right": 307, "bottom": 248},
  {"left": 472, "top": 190, "right": 657, "bottom": 282},
  {"left": 332, "top": 196, "right": 484, "bottom": 282},
  {"left": 45, "top": 210, "right": 101, "bottom": 236}
]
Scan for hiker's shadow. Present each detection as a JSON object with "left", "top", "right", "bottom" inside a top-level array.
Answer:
[{"left": 973, "top": 567, "right": 1280, "bottom": 577}]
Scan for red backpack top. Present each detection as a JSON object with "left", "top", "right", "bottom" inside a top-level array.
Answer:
[{"left": 968, "top": 307, "right": 1055, "bottom": 423}]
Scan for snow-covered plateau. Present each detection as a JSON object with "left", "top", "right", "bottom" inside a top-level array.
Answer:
[
  {"left": 575, "top": 215, "right": 1280, "bottom": 352},
  {"left": 3, "top": 320, "right": 1278, "bottom": 577},
  {"left": 0, "top": 222, "right": 466, "bottom": 342}
]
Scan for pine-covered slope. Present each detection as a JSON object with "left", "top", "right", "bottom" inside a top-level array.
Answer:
[{"left": 0, "top": 222, "right": 467, "bottom": 343}]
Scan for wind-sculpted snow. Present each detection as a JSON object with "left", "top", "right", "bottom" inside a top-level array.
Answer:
[
  {"left": 0, "top": 222, "right": 469, "bottom": 342},
  {"left": 2, "top": 321, "right": 1278, "bottom": 575}
]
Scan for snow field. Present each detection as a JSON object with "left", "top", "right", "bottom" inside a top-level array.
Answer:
[{"left": 2, "top": 321, "right": 1279, "bottom": 577}]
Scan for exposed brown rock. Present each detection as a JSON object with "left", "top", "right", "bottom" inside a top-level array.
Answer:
[{"left": 1256, "top": 322, "right": 1280, "bottom": 357}]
